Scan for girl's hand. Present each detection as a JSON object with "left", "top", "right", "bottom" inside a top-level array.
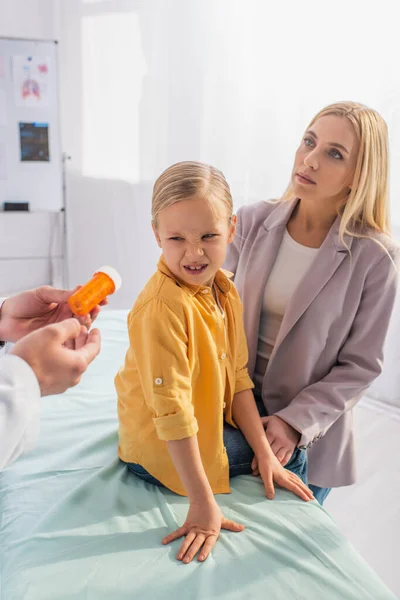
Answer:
[
  {"left": 251, "top": 452, "right": 314, "bottom": 502},
  {"left": 162, "top": 499, "right": 244, "bottom": 563}
]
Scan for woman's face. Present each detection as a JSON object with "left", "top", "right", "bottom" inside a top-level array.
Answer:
[{"left": 291, "top": 114, "right": 360, "bottom": 209}]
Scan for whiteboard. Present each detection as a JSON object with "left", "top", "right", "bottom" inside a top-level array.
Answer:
[{"left": 0, "top": 37, "right": 62, "bottom": 211}]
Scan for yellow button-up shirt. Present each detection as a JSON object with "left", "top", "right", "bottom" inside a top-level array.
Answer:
[{"left": 115, "top": 257, "right": 254, "bottom": 496}]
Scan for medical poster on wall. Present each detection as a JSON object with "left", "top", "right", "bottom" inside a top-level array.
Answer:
[
  {"left": 12, "top": 55, "right": 50, "bottom": 107},
  {"left": 19, "top": 122, "right": 50, "bottom": 162}
]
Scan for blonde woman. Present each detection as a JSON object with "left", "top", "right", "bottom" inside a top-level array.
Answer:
[
  {"left": 225, "top": 101, "right": 399, "bottom": 506},
  {"left": 116, "top": 161, "right": 313, "bottom": 565}
]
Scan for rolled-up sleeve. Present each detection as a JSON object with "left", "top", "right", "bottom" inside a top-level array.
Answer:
[{"left": 128, "top": 298, "right": 198, "bottom": 441}]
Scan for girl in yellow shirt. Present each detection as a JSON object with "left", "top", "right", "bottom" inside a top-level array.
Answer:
[{"left": 115, "top": 161, "right": 313, "bottom": 565}]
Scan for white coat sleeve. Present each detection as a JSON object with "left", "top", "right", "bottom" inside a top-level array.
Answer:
[{"left": 0, "top": 354, "right": 41, "bottom": 470}]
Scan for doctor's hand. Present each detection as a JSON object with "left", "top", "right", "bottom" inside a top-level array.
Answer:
[
  {"left": 0, "top": 285, "right": 107, "bottom": 343},
  {"left": 10, "top": 318, "right": 101, "bottom": 396},
  {"left": 260, "top": 415, "right": 301, "bottom": 467}
]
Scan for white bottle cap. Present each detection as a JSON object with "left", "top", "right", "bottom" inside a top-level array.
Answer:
[{"left": 95, "top": 265, "right": 122, "bottom": 292}]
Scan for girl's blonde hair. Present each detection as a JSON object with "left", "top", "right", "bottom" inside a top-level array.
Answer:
[
  {"left": 281, "top": 101, "right": 391, "bottom": 244},
  {"left": 152, "top": 161, "right": 233, "bottom": 225}
]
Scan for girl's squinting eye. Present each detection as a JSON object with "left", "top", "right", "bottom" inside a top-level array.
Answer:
[{"left": 202, "top": 233, "right": 219, "bottom": 240}]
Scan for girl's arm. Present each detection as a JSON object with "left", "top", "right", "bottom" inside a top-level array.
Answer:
[
  {"left": 232, "top": 389, "right": 313, "bottom": 502},
  {"left": 163, "top": 435, "right": 244, "bottom": 563},
  {"left": 166, "top": 435, "right": 214, "bottom": 504},
  {"left": 126, "top": 299, "right": 244, "bottom": 563}
]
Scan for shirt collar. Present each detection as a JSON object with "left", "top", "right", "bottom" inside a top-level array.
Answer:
[{"left": 157, "top": 256, "right": 233, "bottom": 297}]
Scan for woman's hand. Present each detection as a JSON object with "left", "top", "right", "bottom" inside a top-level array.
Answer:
[
  {"left": 251, "top": 451, "right": 314, "bottom": 502},
  {"left": 162, "top": 499, "right": 244, "bottom": 564},
  {"left": 260, "top": 415, "right": 300, "bottom": 466}
]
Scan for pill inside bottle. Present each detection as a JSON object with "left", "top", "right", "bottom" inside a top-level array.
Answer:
[{"left": 68, "top": 265, "right": 122, "bottom": 316}]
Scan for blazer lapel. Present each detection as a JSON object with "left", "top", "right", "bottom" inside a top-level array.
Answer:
[
  {"left": 269, "top": 215, "right": 353, "bottom": 362},
  {"left": 240, "top": 200, "right": 298, "bottom": 375}
]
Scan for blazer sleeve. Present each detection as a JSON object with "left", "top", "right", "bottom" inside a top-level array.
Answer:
[{"left": 275, "top": 251, "right": 399, "bottom": 448}]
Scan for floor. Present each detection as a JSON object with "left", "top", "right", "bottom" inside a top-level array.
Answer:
[{"left": 324, "top": 397, "right": 400, "bottom": 598}]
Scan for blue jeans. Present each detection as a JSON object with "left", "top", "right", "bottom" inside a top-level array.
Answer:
[
  {"left": 309, "top": 485, "right": 331, "bottom": 505},
  {"left": 126, "top": 395, "right": 308, "bottom": 489},
  {"left": 127, "top": 427, "right": 308, "bottom": 488}
]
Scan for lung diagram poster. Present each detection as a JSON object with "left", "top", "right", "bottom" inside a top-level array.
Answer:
[{"left": 13, "top": 56, "right": 50, "bottom": 107}]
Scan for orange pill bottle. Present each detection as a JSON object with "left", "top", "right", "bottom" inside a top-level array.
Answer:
[{"left": 68, "top": 266, "right": 122, "bottom": 316}]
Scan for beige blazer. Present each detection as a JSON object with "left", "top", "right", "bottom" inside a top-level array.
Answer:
[{"left": 225, "top": 200, "right": 398, "bottom": 487}]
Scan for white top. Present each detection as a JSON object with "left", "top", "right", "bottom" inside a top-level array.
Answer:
[{"left": 254, "top": 229, "right": 319, "bottom": 390}]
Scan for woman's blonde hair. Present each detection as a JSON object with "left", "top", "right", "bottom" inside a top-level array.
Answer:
[
  {"left": 281, "top": 101, "right": 391, "bottom": 243},
  {"left": 152, "top": 161, "right": 233, "bottom": 225}
]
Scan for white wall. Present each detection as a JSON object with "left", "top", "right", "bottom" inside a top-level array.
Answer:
[
  {"left": 58, "top": 1, "right": 400, "bottom": 308},
  {"left": 0, "top": 0, "right": 58, "bottom": 40},
  {"left": 2, "top": 0, "right": 398, "bottom": 406},
  {"left": 59, "top": 0, "right": 161, "bottom": 308}
]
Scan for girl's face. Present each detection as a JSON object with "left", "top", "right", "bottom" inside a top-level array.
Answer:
[
  {"left": 291, "top": 114, "right": 360, "bottom": 211},
  {"left": 153, "top": 195, "right": 236, "bottom": 288}
]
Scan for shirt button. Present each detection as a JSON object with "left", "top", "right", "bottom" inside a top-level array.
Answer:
[
  {"left": 201, "top": 289, "right": 209, "bottom": 294},
  {"left": 223, "top": 402, "right": 226, "bottom": 409},
  {"left": 155, "top": 378, "right": 163, "bottom": 385},
  {"left": 220, "top": 353, "right": 226, "bottom": 360}
]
